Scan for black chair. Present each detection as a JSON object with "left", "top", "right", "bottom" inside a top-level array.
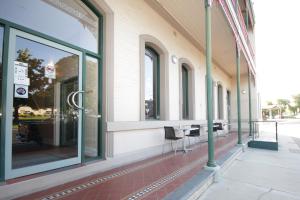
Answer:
[
  {"left": 163, "top": 126, "right": 183, "bottom": 154},
  {"left": 213, "top": 122, "right": 224, "bottom": 136},
  {"left": 186, "top": 125, "right": 201, "bottom": 146}
]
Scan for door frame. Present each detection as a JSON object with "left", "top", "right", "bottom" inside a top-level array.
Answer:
[
  {"left": 4, "top": 29, "right": 83, "bottom": 179},
  {"left": 0, "top": 0, "right": 104, "bottom": 181}
]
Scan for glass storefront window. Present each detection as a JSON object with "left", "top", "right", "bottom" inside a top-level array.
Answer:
[
  {"left": 12, "top": 36, "right": 80, "bottom": 169},
  {"left": 145, "top": 47, "right": 159, "bottom": 120},
  {"left": 0, "top": 0, "right": 99, "bottom": 53},
  {"left": 0, "top": 26, "right": 3, "bottom": 103},
  {"left": 85, "top": 56, "right": 99, "bottom": 159},
  {"left": 0, "top": 26, "right": 4, "bottom": 123}
]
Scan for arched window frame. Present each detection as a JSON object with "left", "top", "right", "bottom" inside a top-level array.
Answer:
[
  {"left": 140, "top": 35, "right": 169, "bottom": 121},
  {"left": 217, "top": 82, "right": 224, "bottom": 119},
  {"left": 179, "top": 58, "right": 195, "bottom": 120}
]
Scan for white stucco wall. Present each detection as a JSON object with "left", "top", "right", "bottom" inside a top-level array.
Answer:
[{"left": 95, "top": 0, "right": 256, "bottom": 157}]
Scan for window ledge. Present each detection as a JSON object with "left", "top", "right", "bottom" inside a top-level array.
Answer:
[{"left": 106, "top": 120, "right": 228, "bottom": 132}]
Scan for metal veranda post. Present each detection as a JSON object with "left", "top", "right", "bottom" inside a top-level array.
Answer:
[
  {"left": 248, "top": 68, "right": 252, "bottom": 136},
  {"left": 236, "top": 44, "right": 242, "bottom": 144},
  {"left": 236, "top": 0, "right": 242, "bottom": 146},
  {"left": 205, "top": 0, "right": 216, "bottom": 167}
]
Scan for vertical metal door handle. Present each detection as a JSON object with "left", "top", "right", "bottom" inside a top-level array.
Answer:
[
  {"left": 67, "top": 91, "right": 75, "bottom": 108},
  {"left": 72, "top": 91, "right": 85, "bottom": 110}
]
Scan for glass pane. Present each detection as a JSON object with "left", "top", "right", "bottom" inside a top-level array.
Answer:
[
  {"left": 0, "top": 0, "right": 99, "bottom": 53},
  {"left": 12, "top": 36, "right": 79, "bottom": 169},
  {"left": 85, "top": 56, "right": 99, "bottom": 159},
  {"left": 218, "top": 85, "right": 223, "bottom": 119},
  {"left": 145, "top": 53, "right": 155, "bottom": 119},
  {"left": 0, "top": 26, "right": 3, "bottom": 106},
  {"left": 182, "top": 66, "right": 189, "bottom": 119}
]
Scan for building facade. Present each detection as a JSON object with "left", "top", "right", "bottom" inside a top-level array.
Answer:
[{"left": 0, "top": 0, "right": 258, "bottom": 182}]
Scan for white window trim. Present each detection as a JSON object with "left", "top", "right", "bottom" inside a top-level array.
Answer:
[
  {"left": 140, "top": 34, "right": 169, "bottom": 121},
  {"left": 178, "top": 58, "right": 196, "bottom": 120}
]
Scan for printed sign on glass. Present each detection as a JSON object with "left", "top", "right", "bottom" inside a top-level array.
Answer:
[
  {"left": 14, "top": 76, "right": 30, "bottom": 86},
  {"left": 45, "top": 64, "right": 56, "bottom": 79},
  {"left": 14, "top": 84, "right": 28, "bottom": 99}
]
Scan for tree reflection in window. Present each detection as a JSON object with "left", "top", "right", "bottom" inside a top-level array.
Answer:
[{"left": 145, "top": 47, "right": 159, "bottom": 120}]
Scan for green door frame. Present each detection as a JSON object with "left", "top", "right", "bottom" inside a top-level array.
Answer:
[{"left": 0, "top": 0, "right": 104, "bottom": 181}]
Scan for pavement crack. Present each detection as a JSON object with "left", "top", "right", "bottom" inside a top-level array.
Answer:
[{"left": 257, "top": 188, "right": 273, "bottom": 200}]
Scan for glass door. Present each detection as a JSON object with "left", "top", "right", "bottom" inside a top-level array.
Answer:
[{"left": 5, "top": 29, "right": 82, "bottom": 179}]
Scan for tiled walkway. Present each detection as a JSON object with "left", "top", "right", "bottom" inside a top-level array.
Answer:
[{"left": 16, "top": 133, "right": 245, "bottom": 200}]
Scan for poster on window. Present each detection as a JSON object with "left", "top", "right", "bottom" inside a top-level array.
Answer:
[
  {"left": 45, "top": 64, "right": 56, "bottom": 79},
  {"left": 14, "top": 61, "right": 30, "bottom": 86},
  {"left": 14, "top": 84, "right": 28, "bottom": 99},
  {"left": 14, "top": 76, "right": 30, "bottom": 86}
]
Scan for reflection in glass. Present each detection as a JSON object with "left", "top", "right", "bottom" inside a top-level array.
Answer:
[
  {"left": 0, "top": 27, "right": 3, "bottom": 106},
  {"left": 85, "top": 56, "right": 99, "bottom": 159},
  {"left": 182, "top": 65, "right": 189, "bottom": 119},
  {"left": 0, "top": 0, "right": 99, "bottom": 53},
  {"left": 12, "top": 36, "right": 79, "bottom": 169},
  {"left": 145, "top": 48, "right": 158, "bottom": 119},
  {"left": 217, "top": 84, "right": 223, "bottom": 119}
]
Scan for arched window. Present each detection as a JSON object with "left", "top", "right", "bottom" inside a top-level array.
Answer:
[
  {"left": 145, "top": 46, "right": 160, "bottom": 119},
  {"left": 179, "top": 59, "right": 195, "bottom": 120},
  {"left": 217, "top": 83, "right": 224, "bottom": 119},
  {"left": 181, "top": 64, "right": 189, "bottom": 119},
  {"left": 140, "top": 35, "right": 168, "bottom": 121}
]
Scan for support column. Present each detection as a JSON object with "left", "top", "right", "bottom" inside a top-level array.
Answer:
[
  {"left": 236, "top": 44, "right": 242, "bottom": 144},
  {"left": 248, "top": 68, "right": 252, "bottom": 136},
  {"left": 205, "top": 0, "right": 216, "bottom": 167}
]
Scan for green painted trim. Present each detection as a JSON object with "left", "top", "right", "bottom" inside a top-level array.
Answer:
[
  {"left": 98, "top": 13, "right": 104, "bottom": 159},
  {"left": 248, "top": 68, "right": 252, "bottom": 136},
  {"left": 0, "top": 23, "right": 10, "bottom": 182},
  {"left": 81, "top": 53, "right": 87, "bottom": 163},
  {"left": 81, "top": 0, "right": 104, "bottom": 160},
  {"left": 205, "top": 0, "right": 216, "bottom": 167},
  {"left": 248, "top": 141, "right": 278, "bottom": 151},
  {"left": 157, "top": 53, "right": 160, "bottom": 120},
  {"left": 236, "top": 45, "right": 242, "bottom": 144}
]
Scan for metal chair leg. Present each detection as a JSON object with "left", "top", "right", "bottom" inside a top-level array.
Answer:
[{"left": 188, "top": 137, "right": 191, "bottom": 147}]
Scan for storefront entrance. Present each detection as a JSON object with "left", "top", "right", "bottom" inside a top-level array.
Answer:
[
  {"left": 0, "top": 0, "right": 103, "bottom": 180},
  {"left": 4, "top": 29, "right": 83, "bottom": 179}
]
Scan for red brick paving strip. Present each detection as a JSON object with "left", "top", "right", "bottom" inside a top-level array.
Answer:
[{"left": 16, "top": 132, "right": 245, "bottom": 200}]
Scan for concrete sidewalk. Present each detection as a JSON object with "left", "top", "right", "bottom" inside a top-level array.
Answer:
[{"left": 198, "top": 127, "right": 300, "bottom": 200}]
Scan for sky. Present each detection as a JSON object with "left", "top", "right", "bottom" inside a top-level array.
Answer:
[{"left": 254, "top": 0, "right": 300, "bottom": 105}]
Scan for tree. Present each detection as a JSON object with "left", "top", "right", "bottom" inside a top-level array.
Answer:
[
  {"left": 277, "top": 99, "right": 290, "bottom": 117},
  {"left": 288, "top": 105, "right": 297, "bottom": 115},
  {"left": 292, "top": 94, "right": 300, "bottom": 112},
  {"left": 14, "top": 48, "right": 54, "bottom": 123}
]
